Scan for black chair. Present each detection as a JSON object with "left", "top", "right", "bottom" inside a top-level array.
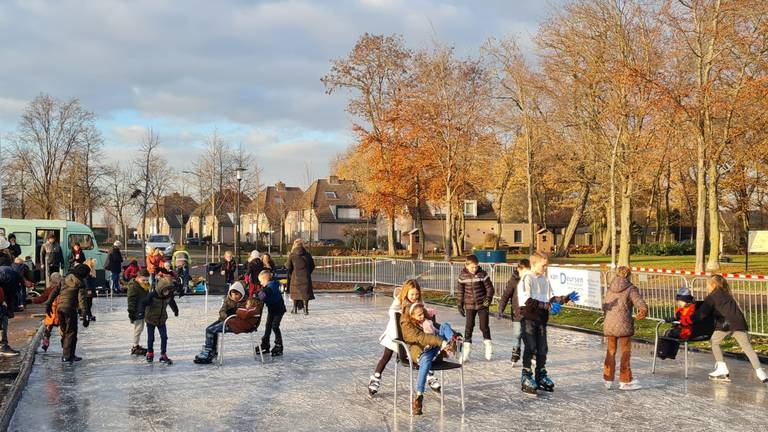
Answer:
[
  {"left": 392, "top": 313, "right": 464, "bottom": 415},
  {"left": 652, "top": 321, "right": 713, "bottom": 379}
]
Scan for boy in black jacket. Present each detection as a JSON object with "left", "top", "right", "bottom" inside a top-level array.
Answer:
[
  {"left": 457, "top": 255, "right": 495, "bottom": 362},
  {"left": 497, "top": 259, "right": 530, "bottom": 364}
]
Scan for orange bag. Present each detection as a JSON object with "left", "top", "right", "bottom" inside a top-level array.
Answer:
[{"left": 44, "top": 297, "right": 60, "bottom": 327}]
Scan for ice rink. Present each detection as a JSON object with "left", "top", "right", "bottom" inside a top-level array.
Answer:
[{"left": 9, "top": 293, "right": 768, "bottom": 432}]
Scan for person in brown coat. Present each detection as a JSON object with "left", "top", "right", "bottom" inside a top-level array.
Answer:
[
  {"left": 602, "top": 266, "right": 648, "bottom": 391},
  {"left": 287, "top": 239, "right": 315, "bottom": 315}
]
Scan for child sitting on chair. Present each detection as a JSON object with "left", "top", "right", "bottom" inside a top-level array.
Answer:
[
  {"left": 400, "top": 303, "right": 457, "bottom": 416},
  {"left": 657, "top": 287, "right": 697, "bottom": 360},
  {"left": 194, "top": 282, "right": 261, "bottom": 364}
]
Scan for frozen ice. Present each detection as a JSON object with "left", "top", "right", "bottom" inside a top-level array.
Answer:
[{"left": 9, "top": 294, "right": 768, "bottom": 432}]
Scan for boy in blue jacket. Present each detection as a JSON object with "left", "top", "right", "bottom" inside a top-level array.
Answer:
[{"left": 257, "top": 270, "right": 286, "bottom": 356}]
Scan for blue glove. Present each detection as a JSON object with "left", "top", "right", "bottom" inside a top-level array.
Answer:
[
  {"left": 550, "top": 302, "right": 562, "bottom": 315},
  {"left": 568, "top": 291, "right": 580, "bottom": 303}
]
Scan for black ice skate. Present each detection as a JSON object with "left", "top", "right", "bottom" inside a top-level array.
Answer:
[
  {"left": 536, "top": 368, "right": 555, "bottom": 392},
  {"left": 521, "top": 368, "right": 538, "bottom": 395},
  {"left": 194, "top": 347, "right": 216, "bottom": 364},
  {"left": 510, "top": 347, "right": 521, "bottom": 365}
]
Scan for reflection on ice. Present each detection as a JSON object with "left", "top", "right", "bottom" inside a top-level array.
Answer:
[{"left": 9, "top": 294, "right": 768, "bottom": 431}]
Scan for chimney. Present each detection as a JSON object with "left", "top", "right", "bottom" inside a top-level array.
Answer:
[
  {"left": 276, "top": 181, "right": 286, "bottom": 191},
  {"left": 329, "top": 175, "right": 339, "bottom": 185}
]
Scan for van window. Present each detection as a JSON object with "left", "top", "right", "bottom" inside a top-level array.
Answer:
[
  {"left": 0, "top": 228, "right": 4, "bottom": 236},
  {"left": 10, "top": 232, "right": 32, "bottom": 246},
  {"left": 69, "top": 234, "right": 94, "bottom": 250}
]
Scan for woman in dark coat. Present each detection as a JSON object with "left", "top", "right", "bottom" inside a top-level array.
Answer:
[
  {"left": 69, "top": 242, "right": 86, "bottom": 268},
  {"left": 287, "top": 239, "right": 315, "bottom": 315}
]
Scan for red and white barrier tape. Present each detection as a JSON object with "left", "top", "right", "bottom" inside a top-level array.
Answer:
[{"left": 560, "top": 262, "right": 768, "bottom": 280}]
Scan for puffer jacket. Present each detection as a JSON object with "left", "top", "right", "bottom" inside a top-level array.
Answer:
[
  {"left": 399, "top": 311, "right": 445, "bottom": 362},
  {"left": 378, "top": 291, "right": 402, "bottom": 352},
  {"left": 498, "top": 269, "right": 523, "bottom": 321},
  {"left": 694, "top": 288, "right": 748, "bottom": 332},
  {"left": 602, "top": 277, "right": 648, "bottom": 337},
  {"left": 46, "top": 274, "right": 88, "bottom": 316},
  {"left": 146, "top": 254, "right": 165, "bottom": 275},
  {"left": 126, "top": 278, "right": 150, "bottom": 321},
  {"left": 142, "top": 277, "right": 178, "bottom": 326},
  {"left": 456, "top": 267, "right": 494, "bottom": 310}
]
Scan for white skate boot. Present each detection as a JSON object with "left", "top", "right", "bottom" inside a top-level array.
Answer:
[
  {"left": 709, "top": 362, "right": 730, "bottom": 382},
  {"left": 484, "top": 340, "right": 493, "bottom": 361},
  {"left": 461, "top": 342, "right": 472, "bottom": 363},
  {"left": 756, "top": 368, "right": 768, "bottom": 383}
]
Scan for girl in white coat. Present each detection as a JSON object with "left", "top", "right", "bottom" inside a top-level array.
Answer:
[{"left": 368, "top": 280, "right": 442, "bottom": 396}]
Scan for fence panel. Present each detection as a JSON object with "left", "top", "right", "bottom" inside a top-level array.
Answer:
[
  {"left": 491, "top": 264, "right": 517, "bottom": 302},
  {"left": 413, "top": 260, "right": 454, "bottom": 294},
  {"left": 610, "top": 270, "right": 688, "bottom": 321},
  {"left": 374, "top": 259, "right": 415, "bottom": 287},
  {"left": 690, "top": 276, "right": 768, "bottom": 337},
  {"left": 313, "top": 257, "right": 375, "bottom": 284}
]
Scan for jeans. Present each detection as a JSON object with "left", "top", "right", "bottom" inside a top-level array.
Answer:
[
  {"left": 603, "top": 336, "right": 633, "bottom": 383},
  {"left": 0, "top": 307, "right": 8, "bottom": 345},
  {"left": 464, "top": 308, "right": 491, "bottom": 343},
  {"left": 111, "top": 272, "right": 121, "bottom": 293},
  {"left": 415, "top": 323, "right": 453, "bottom": 393},
  {"left": 204, "top": 321, "right": 231, "bottom": 353},
  {"left": 261, "top": 304, "right": 286, "bottom": 348},
  {"left": 510, "top": 321, "right": 522, "bottom": 349},
  {"left": 146, "top": 323, "right": 168, "bottom": 354},
  {"left": 521, "top": 319, "right": 548, "bottom": 370}
]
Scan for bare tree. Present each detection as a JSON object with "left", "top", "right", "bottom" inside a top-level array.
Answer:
[
  {"left": 103, "top": 162, "right": 135, "bottom": 244},
  {"left": 132, "top": 128, "right": 165, "bottom": 262}
]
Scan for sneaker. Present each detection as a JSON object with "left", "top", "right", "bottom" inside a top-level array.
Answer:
[
  {"left": 412, "top": 394, "right": 423, "bottom": 415},
  {"left": 62, "top": 355, "right": 82, "bottom": 363},
  {"left": 368, "top": 373, "right": 382, "bottom": 396},
  {"left": 0, "top": 345, "right": 20, "bottom": 357},
  {"left": 131, "top": 345, "right": 148, "bottom": 356},
  {"left": 604, "top": 380, "right": 614, "bottom": 390},
  {"left": 146, "top": 352, "right": 154, "bottom": 363},
  {"left": 427, "top": 372, "right": 442, "bottom": 393},
  {"left": 41, "top": 338, "right": 50, "bottom": 352},
  {"left": 159, "top": 353, "right": 173, "bottom": 365},
  {"left": 619, "top": 381, "right": 642, "bottom": 391}
]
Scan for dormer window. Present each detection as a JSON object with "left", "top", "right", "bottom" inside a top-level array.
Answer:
[
  {"left": 463, "top": 200, "right": 477, "bottom": 217},
  {"left": 325, "top": 192, "right": 337, "bottom": 199}
]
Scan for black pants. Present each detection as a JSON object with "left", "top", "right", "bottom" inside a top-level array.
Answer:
[
  {"left": 521, "top": 319, "right": 548, "bottom": 370},
  {"left": 464, "top": 308, "right": 491, "bottom": 343},
  {"left": 375, "top": 348, "right": 395, "bottom": 375},
  {"left": 262, "top": 304, "right": 286, "bottom": 347},
  {"left": 58, "top": 310, "right": 79, "bottom": 359}
]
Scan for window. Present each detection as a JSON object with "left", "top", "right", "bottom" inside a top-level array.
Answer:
[
  {"left": 10, "top": 232, "right": 32, "bottom": 246},
  {"left": 68, "top": 234, "right": 94, "bottom": 250},
  {"left": 513, "top": 230, "right": 523, "bottom": 243},
  {"left": 463, "top": 200, "right": 477, "bottom": 217},
  {"left": 148, "top": 235, "right": 171, "bottom": 243},
  {"left": 275, "top": 197, "right": 284, "bottom": 204},
  {"left": 325, "top": 191, "right": 337, "bottom": 199},
  {"left": 337, "top": 208, "right": 361, "bottom": 219},
  {"left": 541, "top": 235, "right": 548, "bottom": 242}
]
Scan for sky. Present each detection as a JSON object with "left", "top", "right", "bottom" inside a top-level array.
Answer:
[{"left": 0, "top": 0, "right": 564, "bottom": 193}]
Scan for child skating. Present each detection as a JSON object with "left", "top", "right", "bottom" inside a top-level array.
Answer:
[
  {"left": 141, "top": 276, "right": 179, "bottom": 364},
  {"left": 517, "top": 252, "right": 578, "bottom": 395},
  {"left": 126, "top": 269, "right": 151, "bottom": 356},
  {"left": 256, "top": 270, "right": 286, "bottom": 356},
  {"left": 456, "top": 255, "right": 495, "bottom": 362},
  {"left": 194, "top": 282, "right": 250, "bottom": 364},
  {"left": 497, "top": 259, "right": 530, "bottom": 364}
]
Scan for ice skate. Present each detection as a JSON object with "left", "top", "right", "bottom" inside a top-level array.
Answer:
[
  {"left": 412, "top": 394, "right": 423, "bottom": 415},
  {"left": 131, "top": 345, "right": 147, "bottom": 356},
  {"left": 484, "top": 339, "right": 493, "bottom": 361},
  {"left": 368, "top": 373, "right": 382, "bottom": 396},
  {"left": 159, "top": 353, "right": 173, "bottom": 365},
  {"left": 146, "top": 352, "right": 154, "bottom": 363},
  {"left": 510, "top": 346, "right": 520, "bottom": 365},
  {"left": 708, "top": 362, "right": 730, "bottom": 382},
  {"left": 41, "top": 338, "right": 50, "bottom": 352},
  {"left": 755, "top": 368, "right": 768, "bottom": 383},
  {"left": 619, "top": 381, "right": 642, "bottom": 391},
  {"left": 271, "top": 344, "right": 283, "bottom": 357},
  {"left": 194, "top": 347, "right": 215, "bottom": 364},
  {"left": 0, "top": 345, "right": 20, "bottom": 357},
  {"left": 521, "top": 369, "right": 538, "bottom": 395},
  {"left": 535, "top": 368, "right": 555, "bottom": 392},
  {"left": 604, "top": 380, "right": 614, "bottom": 390},
  {"left": 461, "top": 342, "right": 472, "bottom": 363},
  {"left": 259, "top": 341, "right": 271, "bottom": 354},
  {"left": 427, "top": 372, "right": 441, "bottom": 393}
]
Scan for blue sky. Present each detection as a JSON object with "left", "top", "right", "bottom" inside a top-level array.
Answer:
[{"left": 0, "top": 0, "right": 563, "bottom": 190}]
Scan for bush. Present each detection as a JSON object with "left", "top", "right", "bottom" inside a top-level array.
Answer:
[{"left": 630, "top": 241, "right": 695, "bottom": 256}]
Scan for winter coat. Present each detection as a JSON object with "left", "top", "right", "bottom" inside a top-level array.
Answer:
[
  {"left": 46, "top": 274, "right": 88, "bottom": 316},
  {"left": 146, "top": 254, "right": 165, "bottom": 275},
  {"left": 399, "top": 311, "right": 445, "bottom": 362},
  {"left": 602, "top": 277, "right": 648, "bottom": 337},
  {"left": 226, "top": 300, "right": 264, "bottom": 333},
  {"left": 379, "top": 291, "right": 402, "bottom": 352},
  {"left": 221, "top": 259, "right": 238, "bottom": 282},
  {"left": 69, "top": 249, "right": 86, "bottom": 267},
  {"left": 41, "top": 242, "right": 63, "bottom": 268},
  {"left": 44, "top": 296, "right": 60, "bottom": 327},
  {"left": 0, "top": 250, "right": 12, "bottom": 267},
  {"left": 0, "top": 266, "right": 21, "bottom": 309},
  {"left": 142, "top": 278, "right": 178, "bottom": 326},
  {"left": 105, "top": 248, "right": 124, "bottom": 274},
  {"left": 674, "top": 303, "right": 696, "bottom": 340},
  {"left": 517, "top": 272, "right": 569, "bottom": 324},
  {"left": 8, "top": 243, "right": 21, "bottom": 259},
  {"left": 456, "top": 267, "right": 494, "bottom": 310},
  {"left": 694, "top": 289, "right": 748, "bottom": 332},
  {"left": 498, "top": 269, "right": 523, "bottom": 321},
  {"left": 256, "top": 281, "right": 283, "bottom": 307},
  {"left": 123, "top": 264, "right": 140, "bottom": 281},
  {"left": 246, "top": 258, "right": 264, "bottom": 287},
  {"left": 126, "top": 278, "right": 150, "bottom": 321},
  {"left": 287, "top": 247, "right": 315, "bottom": 302},
  {"left": 219, "top": 295, "right": 248, "bottom": 322}
]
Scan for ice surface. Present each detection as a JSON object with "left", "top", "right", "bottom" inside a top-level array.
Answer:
[{"left": 9, "top": 294, "right": 768, "bottom": 432}]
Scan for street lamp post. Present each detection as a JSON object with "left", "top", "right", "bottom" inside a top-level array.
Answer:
[{"left": 235, "top": 167, "right": 246, "bottom": 266}]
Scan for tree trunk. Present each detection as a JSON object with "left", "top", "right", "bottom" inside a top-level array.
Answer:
[
  {"left": 609, "top": 141, "right": 618, "bottom": 266},
  {"left": 618, "top": 175, "right": 633, "bottom": 267},
  {"left": 694, "top": 140, "right": 707, "bottom": 273},
  {"left": 526, "top": 132, "right": 535, "bottom": 255},
  {"left": 706, "top": 161, "right": 721, "bottom": 271},
  {"left": 386, "top": 213, "right": 396, "bottom": 256},
  {"left": 415, "top": 178, "right": 425, "bottom": 259},
  {"left": 444, "top": 186, "right": 453, "bottom": 261},
  {"left": 663, "top": 162, "right": 671, "bottom": 242},
  {"left": 555, "top": 180, "right": 591, "bottom": 257},
  {"left": 598, "top": 203, "right": 611, "bottom": 255}
]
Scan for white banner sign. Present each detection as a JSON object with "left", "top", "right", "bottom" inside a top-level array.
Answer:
[
  {"left": 547, "top": 266, "right": 602, "bottom": 309},
  {"left": 748, "top": 231, "right": 768, "bottom": 253}
]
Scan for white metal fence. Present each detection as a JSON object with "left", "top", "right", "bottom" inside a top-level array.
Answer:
[{"left": 313, "top": 256, "right": 768, "bottom": 337}]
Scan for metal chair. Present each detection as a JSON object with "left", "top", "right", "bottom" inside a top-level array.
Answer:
[
  {"left": 392, "top": 313, "right": 465, "bottom": 416},
  {"left": 652, "top": 320, "right": 712, "bottom": 379},
  {"left": 218, "top": 314, "right": 265, "bottom": 365}
]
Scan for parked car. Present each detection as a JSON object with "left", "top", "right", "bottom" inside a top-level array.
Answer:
[
  {"left": 127, "top": 238, "right": 142, "bottom": 246},
  {"left": 185, "top": 237, "right": 201, "bottom": 246},
  {"left": 145, "top": 234, "right": 175, "bottom": 257}
]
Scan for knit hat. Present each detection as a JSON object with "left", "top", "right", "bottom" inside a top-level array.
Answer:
[
  {"left": 676, "top": 287, "right": 694, "bottom": 303},
  {"left": 0, "top": 236, "right": 9, "bottom": 250},
  {"left": 71, "top": 264, "right": 91, "bottom": 280},
  {"left": 249, "top": 250, "right": 260, "bottom": 261},
  {"left": 113, "top": 241, "right": 122, "bottom": 248},
  {"left": 228, "top": 281, "right": 245, "bottom": 299},
  {"left": 138, "top": 269, "right": 150, "bottom": 277}
]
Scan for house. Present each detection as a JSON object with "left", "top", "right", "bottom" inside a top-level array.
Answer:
[
  {"left": 135, "top": 193, "right": 198, "bottom": 243},
  {"left": 242, "top": 182, "right": 304, "bottom": 248},
  {"left": 285, "top": 176, "right": 375, "bottom": 244},
  {"left": 187, "top": 189, "right": 252, "bottom": 244}
]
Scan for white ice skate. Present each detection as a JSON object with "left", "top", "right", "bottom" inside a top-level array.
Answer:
[
  {"left": 619, "top": 381, "right": 642, "bottom": 391},
  {"left": 368, "top": 373, "right": 381, "bottom": 396},
  {"left": 484, "top": 340, "right": 493, "bottom": 361},
  {"left": 461, "top": 342, "right": 472, "bottom": 363},
  {"left": 604, "top": 380, "right": 614, "bottom": 390},
  {"left": 427, "top": 372, "right": 442, "bottom": 393},
  {"left": 709, "top": 362, "right": 731, "bottom": 382},
  {"left": 756, "top": 368, "right": 768, "bottom": 383}
]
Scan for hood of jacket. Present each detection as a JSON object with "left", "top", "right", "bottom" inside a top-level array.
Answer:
[
  {"left": 64, "top": 273, "right": 84, "bottom": 289},
  {"left": 609, "top": 276, "right": 632, "bottom": 293},
  {"left": 228, "top": 281, "right": 246, "bottom": 299},
  {"left": 155, "top": 277, "right": 175, "bottom": 297}
]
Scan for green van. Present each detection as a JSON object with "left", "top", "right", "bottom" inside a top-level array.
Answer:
[{"left": 0, "top": 218, "right": 108, "bottom": 283}]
